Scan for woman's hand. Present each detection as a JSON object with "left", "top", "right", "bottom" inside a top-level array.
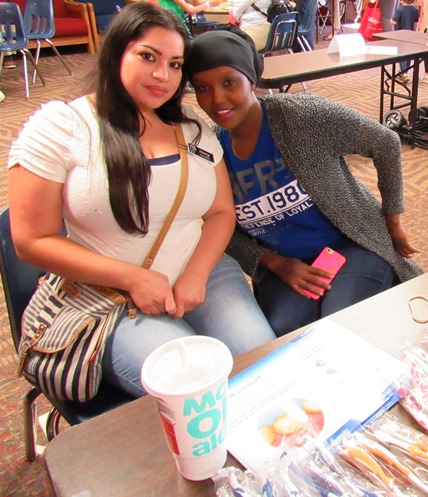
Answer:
[
  {"left": 128, "top": 269, "right": 177, "bottom": 317},
  {"left": 386, "top": 214, "right": 420, "bottom": 258},
  {"left": 171, "top": 271, "right": 208, "bottom": 318},
  {"left": 260, "top": 252, "right": 333, "bottom": 299},
  {"left": 165, "top": 158, "right": 235, "bottom": 318}
]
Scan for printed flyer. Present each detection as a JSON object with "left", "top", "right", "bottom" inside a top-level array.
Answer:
[{"left": 227, "top": 319, "right": 410, "bottom": 473}]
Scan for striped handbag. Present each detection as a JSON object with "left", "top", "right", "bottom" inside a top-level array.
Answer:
[
  {"left": 18, "top": 274, "right": 129, "bottom": 402},
  {"left": 16, "top": 124, "right": 189, "bottom": 402}
]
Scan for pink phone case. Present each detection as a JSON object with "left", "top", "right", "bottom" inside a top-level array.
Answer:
[{"left": 306, "top": 247, "right": 347, "bottom": 300}]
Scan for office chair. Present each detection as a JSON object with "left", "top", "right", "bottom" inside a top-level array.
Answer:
[
  {"left": 259, "top": 11, "right": 298, "bottom": 57},
  {"left": 296, "top": 0, "right": 318, "bottom": 51},
  {"left": 23, "top": 0, "right": 73, "bottom": 83},
  {"left": 0, "top": 208, "right": 133, "bottom": 462},
  {"left": 0, "top": 2, "right": 45, "bottom": 99}
]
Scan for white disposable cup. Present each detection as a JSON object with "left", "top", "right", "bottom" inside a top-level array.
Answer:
[{"left": 141, "top": 336, "right": 233, "bottom": 481}]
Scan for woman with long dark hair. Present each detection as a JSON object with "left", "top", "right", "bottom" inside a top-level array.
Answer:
[{"left": 8, "top": 4, "right": 277, "bottom": 398}]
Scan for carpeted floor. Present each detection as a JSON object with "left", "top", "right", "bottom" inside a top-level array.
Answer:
[{"left": 0, "top": 34, "right": 427, "bottom": 497}]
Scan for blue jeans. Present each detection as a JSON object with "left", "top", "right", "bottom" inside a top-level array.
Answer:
[
  {"left": 255, "top": 242, "right": 395, "bottom": 337},
  {"left": 102, "top": 254, "right": 276, "bottom": 397},
  {"left": 399, "top": 59, "right": 410, "bottom": 74}
]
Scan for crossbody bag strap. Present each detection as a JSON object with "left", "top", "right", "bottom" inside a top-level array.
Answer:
[
  {"left": 142, "top": 123, "right": 189, "bottom": 269},
  {"left": 251, "top": 2, "right": 268, "bottom": 16},
  {"left": 86, "top": 96, "right": 188, "bottom": 270}
]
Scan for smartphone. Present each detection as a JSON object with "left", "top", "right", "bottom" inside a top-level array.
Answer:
[{"left": 306, "top": 247, "right": 347, "bottom": 300}]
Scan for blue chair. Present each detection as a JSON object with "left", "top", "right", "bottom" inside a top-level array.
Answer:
[
  {"left": 71, "top": 0, "right": 125, "bottom": 51},
  {"left": 0, "top": 2, "right": 45, "bottom": 99},
  {"left": 259, "top": 11, "right": 298, "bottom": 57},
  {"left": 23, "top": 0, "right": 73, "bottom": 83},
  {"left": 76, "top": 0, "right": 124, "bottom": 33},
  {"left": 0, "top": 208, "right": 133, "bottom": 461},
  {"left": 296, "top": 0, "right": 318, "bottom": 51},
  {"left": 260, "top": 12, "right": 306, "bottom": 91},
  {"left": 184, "top": 13, "right": 220, "bottom": 37},
  {"left": 191, "top": 13, "right": 220, "bottom": 36}
]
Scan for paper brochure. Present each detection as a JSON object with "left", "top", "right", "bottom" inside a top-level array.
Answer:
[
  {"left": 365, "top": 45, "right": 399, "bottom": 55},
  {"left": 226, "top": 319, "right": 410, "bottom": 473},
  {"left": 326, "top": 33, "right": 398, "bottom": 57}
]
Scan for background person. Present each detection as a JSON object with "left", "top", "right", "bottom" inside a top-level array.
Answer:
[
  {"left": 2, "top": 53, "right": 16, "bottom": 69},
  {"left": 418, "top": 0, "right": 428, "bottom": 84},
  {"left": 231, "top": 0, "right": 272, "bottom": 50},
  {"left": 380, "top": 0, "right": 398, "bottom": 32},
  {"left": 185, "top": 29, "right": 423, "bottom": 336},
  {"left": 7, "top": 4, "right": 277, "bottom": 398},
  {"left": 390, "top": 0, "right": 419, "bottom": 84},
  {"left": 158, "top": 0, "right": 222, "bottom": 36},
  {"left": 295, "top": 0, "right": 318, "bottom": 49},
  {"left": 323, "top": 0, "right": 341, "bottom": 40}
]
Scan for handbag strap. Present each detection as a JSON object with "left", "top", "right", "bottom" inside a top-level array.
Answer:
[
  {"left": 251, "top": 2, "right": 268, "bottom": 17},
  {"left": 142, "top": 123, "right": 189, "bottom": 269},
  {"left": 86, "top": 95, "right": 188, "bottom": 270}
]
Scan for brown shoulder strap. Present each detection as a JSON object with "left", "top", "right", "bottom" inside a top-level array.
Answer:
[{"left": 142, "top": 124, "right": 189, "bottom": 269}]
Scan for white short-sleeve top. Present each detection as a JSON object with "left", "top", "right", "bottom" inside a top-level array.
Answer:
[{"left": 8, "top": 96, "right": 223, "bottom": 283}]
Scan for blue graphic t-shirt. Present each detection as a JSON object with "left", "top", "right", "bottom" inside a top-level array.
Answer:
[{"left": 219, "top": 101, "right": 346, "bottom": 259}]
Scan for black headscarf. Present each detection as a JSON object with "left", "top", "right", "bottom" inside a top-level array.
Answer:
[{"left": 184, "top": 29, "right": 264, "bottom": 85}]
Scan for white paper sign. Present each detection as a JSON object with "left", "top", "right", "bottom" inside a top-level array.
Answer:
[
  {"left": 326, "top": 33, "right": 398, "bottom": 57},
  {"left": 326, "top": 33, "right": 366, "bottom": 56}
]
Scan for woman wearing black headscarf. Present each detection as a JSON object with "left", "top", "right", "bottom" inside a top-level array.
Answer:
[{"left": 185, "top": 30, "right": 422, "bottom": 336}]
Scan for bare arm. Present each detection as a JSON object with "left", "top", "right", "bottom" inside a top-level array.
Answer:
[
  {"left": 172, "top": 0, "right": 221, "bottom": 15},
  {"left": 171, "top": 159, "right": 236, "bottom": 317},
  {"left": 8, "top": 166, "right": 177, "bottom": 316},
  {"left": 194, "top": 0, "right": 223, "bottom": 6},
  {"left": 232, "top": 0, "right": 256, "bottom": 19}
]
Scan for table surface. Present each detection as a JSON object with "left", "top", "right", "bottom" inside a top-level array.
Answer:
[
  {"left": 259, "top": 38, "right": 428, "bottom": 88},
  {"left": 374, "top": 29, "right": 428, "bottom": 46},
  {"left": 45, "top": 273, "right": 428, "bottom": 497}
]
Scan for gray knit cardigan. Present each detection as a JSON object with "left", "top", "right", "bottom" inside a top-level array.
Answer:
[{"left": 224, "top": 93, "right": 423, "bottom": 283}]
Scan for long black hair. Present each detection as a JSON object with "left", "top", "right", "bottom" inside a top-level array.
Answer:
[{"left": 96, "top": 3, "right": 191, "bottom": 235}]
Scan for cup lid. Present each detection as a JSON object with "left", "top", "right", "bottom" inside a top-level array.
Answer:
[{"left": 141, "top": 336, "right": 233, "bottom": 397}]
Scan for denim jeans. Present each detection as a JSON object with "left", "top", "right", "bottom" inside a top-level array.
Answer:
[
  {"left": 255, "top": 241, "right": 395, "bottom": 337},
  {"left": 400, "top": 60, "right": 410, "bottom": 74},
  {"left": 102, "top": 254, "right": 276, "bottom": 397}
]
